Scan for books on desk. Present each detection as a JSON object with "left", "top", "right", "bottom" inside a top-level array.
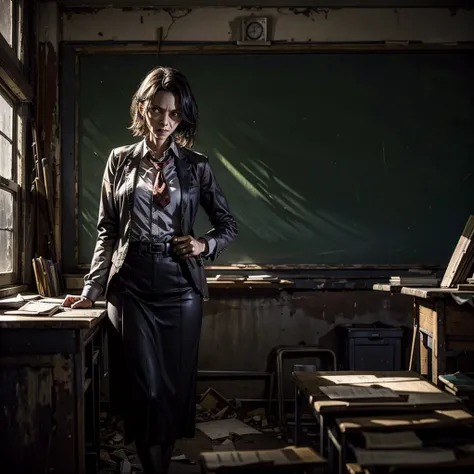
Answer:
[
  {"left": 439, "top": 372, "right": 474, "bottom": 406},
  {"left": 4, "top": 301, "right": 61, "bottom": 316},
  {"left": 0, "top": 294, "right": 42, "bottom": 309}
]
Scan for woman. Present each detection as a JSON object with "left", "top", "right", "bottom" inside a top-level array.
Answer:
[{"left": 63, "top": 66, "right": 237, "bottom": 473}]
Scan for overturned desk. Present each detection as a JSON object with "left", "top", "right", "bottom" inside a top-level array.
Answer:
[{"left": 0, "top": 305, "right": 108, "bottom": 474}]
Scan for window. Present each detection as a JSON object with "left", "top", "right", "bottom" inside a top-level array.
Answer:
[
  {"left": 0, "top": 88, "right": 19, "bottom": 285},
  {"left": 0, "top": 0, "right": 26, "bottom": 287},
  {"left": 0, "top": 0, "right": 12, "bottom": 48}
]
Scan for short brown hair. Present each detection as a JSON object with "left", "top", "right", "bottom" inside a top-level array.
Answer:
[{"left": 129, "top": 66, "right": 198, "bottom": 147}]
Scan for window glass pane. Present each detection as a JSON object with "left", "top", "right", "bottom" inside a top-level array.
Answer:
[
  {"left": 0, "top": 92, "right": 13, "bottom": 179},
  {"left": 0, "top": 0, "right": 12, "bottom": 47},
  {"left": 0, "top": 92, "right": 13, "bottom": 138},
  {"left": 0, "top": 189, "right": 13, "bottom": 274},
  {"left": 0, "top": 135, "right": 12, "bottom": 179}
]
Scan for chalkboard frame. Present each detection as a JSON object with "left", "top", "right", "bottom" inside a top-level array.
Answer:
[{"left": 60, "top": 41, "right": 474, "bottom": 276}]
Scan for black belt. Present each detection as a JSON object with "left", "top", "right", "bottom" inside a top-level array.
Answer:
[{"left": 129, "top": 241, "right": 173, "bottom": 255}]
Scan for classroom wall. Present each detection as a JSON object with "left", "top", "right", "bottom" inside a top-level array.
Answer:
[
  {"left": 62, "top": 6, "right": 474, "bottom": 43},
  {"left": 43, "top": 3, "right": 473, "bottom": 397}
]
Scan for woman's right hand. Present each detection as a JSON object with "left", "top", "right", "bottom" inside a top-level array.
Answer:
[{"left": 62, "top": 295, "right": 93, "bottom": 309}]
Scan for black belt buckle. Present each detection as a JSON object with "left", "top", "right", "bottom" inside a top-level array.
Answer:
[{"left": 149, "top": 243, "right": 164, "bottom": 254}]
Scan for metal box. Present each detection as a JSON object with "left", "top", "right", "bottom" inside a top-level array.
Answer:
[{"left": 343, "top": 326, "right": 404, "bottom": 371}]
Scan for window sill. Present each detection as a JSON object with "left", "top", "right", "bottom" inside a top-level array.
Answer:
[{"left": 0, "top": 284, "right": 28, "bottom": 299}]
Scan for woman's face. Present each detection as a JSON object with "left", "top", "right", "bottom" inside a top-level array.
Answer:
[{"left": 139, "top": 91, "right": 182, "bottom": 144}]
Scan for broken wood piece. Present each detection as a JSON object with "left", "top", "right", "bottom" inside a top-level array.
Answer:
[{"left": 200, "top": 387, "right": 234, "bottom": 412}]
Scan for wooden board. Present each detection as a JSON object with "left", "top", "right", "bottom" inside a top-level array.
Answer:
[
  {"left": 0, "top": 309, "right": 107, "bottom": 329},
  {"left": 372, "top": 284, "right": 403, "bottom": 293},
  {"left": 401, "top": 286, "right": 474, "bottom": 299},
  {"left": 336, "top": 408, "right": 474, "bottom": 433},
  {"left": 441, "top": 215, "right": 474, "bottom": 288},
  {"left": 293, "top": 371, "right": 461, "bottom": 414},
  {"left": 200, "top": 446, "right": 325, "bottom": 471}
]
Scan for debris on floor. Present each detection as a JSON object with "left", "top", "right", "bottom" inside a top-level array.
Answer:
[
  {"left": 99, "top": 386, "right": 295, "bottom": 473},
  {"left": 196, "top": 418, "right": 262, "bottom": 440}
]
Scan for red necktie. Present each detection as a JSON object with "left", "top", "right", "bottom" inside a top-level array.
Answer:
[{"left": 149, "top": 156, "right": 173, "bottom": 208}]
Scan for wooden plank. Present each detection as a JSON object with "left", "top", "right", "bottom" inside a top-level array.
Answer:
[
  {"left": 0, "top": 309, "right": 107, "bottom": 329},
  {"left": 346, "top": 464, "right": 370, "bottom": 474},
  {"left": 401, "top": 287, "right": 474, "bottom": 299},
  {"left": 419, "top": 304, "right": 434, "bottom": 333},
  {"left": 373, "top": 284, "right": 402, "bottom": 292},
  {"left": 337, "top": 408, "right": 474, "bottom": 433},
  {"left": 441, "top": 215, "right": 474, "bottom": 288}
]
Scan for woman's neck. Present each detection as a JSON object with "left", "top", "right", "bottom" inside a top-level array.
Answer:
[{"left": 146, "top": 136, "right": 170, "bottom": 160}]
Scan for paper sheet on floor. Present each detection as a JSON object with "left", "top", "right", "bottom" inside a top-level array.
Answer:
[{"left": 196, "top": 418, "right": 261, "bottom": 440}]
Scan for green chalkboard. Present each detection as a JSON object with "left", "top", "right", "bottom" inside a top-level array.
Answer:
[{"left": 77, "top": 52, "right": 474, "bottom": 265}]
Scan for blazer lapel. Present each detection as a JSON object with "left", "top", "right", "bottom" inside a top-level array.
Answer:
[
  {"left": 174, "top": 151, "right": 191, "bottom": 233},
  {"left": 125, "top": 141, "right": 143, "bottom": 217}
]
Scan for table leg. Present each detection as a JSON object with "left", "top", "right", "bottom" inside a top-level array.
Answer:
[
  {"left": 294, "top": 386, "right": 302, "bottom": 446},
  {"left": 433, "top": 300, "right": 446, "bottom": 385},
  {"left": 340, "top": 431, "right": 346, "bottom": 474},
  {"left": 319, "top": 414, "right": 325, "bottom": 456}
]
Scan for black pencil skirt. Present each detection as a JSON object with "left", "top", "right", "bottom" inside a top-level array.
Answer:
[{"left": 108, "top": 249, "right": 202, "bottom": 445}]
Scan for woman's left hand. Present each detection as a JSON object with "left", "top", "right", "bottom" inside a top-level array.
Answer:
[{"left": 172, "top": 235, "right": 207, "bottom": 258}]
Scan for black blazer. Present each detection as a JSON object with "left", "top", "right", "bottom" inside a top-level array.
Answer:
[{"left": 82, "top": 140, "right": 238, "bottom": 303}]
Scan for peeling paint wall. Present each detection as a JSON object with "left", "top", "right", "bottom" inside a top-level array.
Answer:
[
  {"left": 61, "top": 7, "right": 474, "bottom": 43},
  {"left": 199, "top": 291, "right": 412, "bottom": 398}
]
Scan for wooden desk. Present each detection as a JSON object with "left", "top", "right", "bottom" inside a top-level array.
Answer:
[
  {"left": 347, "top": 450, "right": 474, "bottom": 473},
  {"left": 292, "top": 370, "right": 461, "bottom": 458},
  {"left": 0, "top": 305, "right": 108, "bottom": 474},
  {"left": 373, "top": 285, "right": 474, "bottom": 385},
  {"left": 331, "top": 408, "right": 474, "bottom": 474}
]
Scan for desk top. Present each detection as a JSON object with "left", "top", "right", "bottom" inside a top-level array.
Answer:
[
  {"left": 373, "top": 284, "right": 474, "bottom": 299},
  {"left": 372, "top": 284, "right": 403, "bottom": 293},
  {"left": 347, "top": 451, "right": 474, "bottom": 472},
  {"left": 401, "top": 286, "right": 474, "bottom": 299},
  {"left": 293, "top": 371, "right": 461, "bottom": 414},
  {"left": 336, "top": 408, "right": 474, "bottom": 433},
  {"left": 0, "top": 297, "right": 107, "bottom": 329}
]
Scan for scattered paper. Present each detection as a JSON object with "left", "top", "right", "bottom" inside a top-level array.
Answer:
[
  {"left": 363, "top": 431, "right": 422, "bottom": 450},
  {"left": 201, "top": 447, "right": 323, "bottom": 470},
  {"left": 354, "top": 448, "right": 456, "bottom": 466},
  {"left": 171, "top": 454, "right": 187, "bottom": 461},
  {"left": 321, "top": 375, "right": 418, "bottom": 385},
  {"left": 320, "top": 385, "right": 399, "bottom": 400},
  {"left": 5, "top": 301, "right": 61, "bottom": 316},
  {"left": 196, "top": 418, "right": 261, "bottom": 440},
  {"left": 55, "top": 309, "right": 105, "bottom": 318}
]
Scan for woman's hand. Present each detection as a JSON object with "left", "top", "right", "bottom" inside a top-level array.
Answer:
[
  {"left": 172, "top": 236, "right": 207, "bottom": 259},
  {"left": 62, "top": 294, "right": 93, "bottom": 309}
]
